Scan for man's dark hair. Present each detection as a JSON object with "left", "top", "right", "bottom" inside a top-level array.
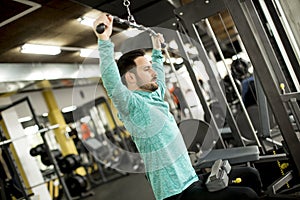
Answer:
[
  {"left": 231, "top": 58, "right": 250, "bottom": 81},
  {"left": 117, "top": 49, "right": 145, "bottom": 85}
]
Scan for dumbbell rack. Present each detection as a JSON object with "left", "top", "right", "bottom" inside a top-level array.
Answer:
[{"left": 38, "top": 127, "right": 75, "bottom": 200}]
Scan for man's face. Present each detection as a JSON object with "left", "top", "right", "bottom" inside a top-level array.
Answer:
[{"left": 133, "top": 56, "right": 158, "bottom": 92}]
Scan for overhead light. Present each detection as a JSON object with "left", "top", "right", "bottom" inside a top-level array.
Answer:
[
  {"left": 62, "top": 105, "right": 77, "bottom": 113},
  {"left": 114, "top": 52, "right": 123, "bottom": 60},
  {"left": 80, "top": 48, "right": 99, "bottom": 58},
  {"left": 24, "top": 125, "right": 39, "bottom": 134},
  {"left": 184, "top": 43, "right": 198, "bottom": 55},
  {"left": 18, "top": 116, "right": 33, "bottom": 123},
  {"left": 80, "top": 116, "right": 91, "bottom": 123},
  {"left": 144, "top": 54, "right": 152, "bottom": 61},
  {"left": 165, "top": 57, "right": 176, "bottom": 64},
  {"left": 21, "top": 44, "right": 61, "bottom": 55},
  {"left": 175, "top": 57, "right": 184, "bottom": 64},
  {"left": 77, "top": 17, "right": 95, "bottom": 27},
  {"left": 66, "top": 126, "right": 72, "bottom": 132},
  {"left": 169, "top": 40, "right": 178, "bottom": 50},
  {"left": 121, "top": 28, "right": 143, "bottom": 38}
]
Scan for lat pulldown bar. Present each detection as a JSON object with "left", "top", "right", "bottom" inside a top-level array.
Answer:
[
  {"left": 96, "top": 16, "right": 159, "bottom": 37},
  {"left": 96, "top": 15, "right": 167, "bottom": 49}
]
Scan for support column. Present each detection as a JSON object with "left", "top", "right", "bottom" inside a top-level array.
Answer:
[{"left": 38, "top": 80, "right": 85, "bottom": 175}]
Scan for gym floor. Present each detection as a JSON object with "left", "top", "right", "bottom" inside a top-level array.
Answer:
[{"left": 85, "top": 173, "right": 155, "bottom": 200}]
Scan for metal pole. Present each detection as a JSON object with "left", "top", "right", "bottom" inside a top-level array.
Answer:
[
  {"left": 203, "top": 18, "right": 262, "bottom": 148},
  {"left": 190, "top": 23, "right": 245, "bottom": 147},
  {"left": 163, "top": 46, "right": 193, "bottom": 118},
  {"left": 253, "top": 72, "right": 271, "bottom": 138},
  {"left": 176, "top": 30, "right": 226, "bottom": 157},
  {"left": 26, "top": 97, "right": 73, "bottom": 200}
]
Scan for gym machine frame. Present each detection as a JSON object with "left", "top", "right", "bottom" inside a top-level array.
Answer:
[
  {"left": 174, "top": 2, "right": 249, "bottom": 149},
  {"left": 223, "top": 0, "right": 300, "bottom": 173},
  {"left": 0, "top": 97, "right": 74, "bottom": 200},
  {"left": 173, "top": 0, "right": 300, "bottom": 195}
]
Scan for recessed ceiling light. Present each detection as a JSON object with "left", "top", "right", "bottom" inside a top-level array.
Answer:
[
  {"left": 21, "top": 44, "right": 61, "bottom": 55},
  {"left": 62, "top": 105, "right": 77, "bottom": 113},
  {"left": 18, "top": 116, "right": 33, "bottom": 123},
  {"left": 80, "top": 48, "right": 99, "bottom": 58},
  {"left": 77, "top": 17, "right": 95, "bottom": 27}
]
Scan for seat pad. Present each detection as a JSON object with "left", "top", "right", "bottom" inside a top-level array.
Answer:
[{"left": 194, "top": 145, "right": 260, "bottom": 169}]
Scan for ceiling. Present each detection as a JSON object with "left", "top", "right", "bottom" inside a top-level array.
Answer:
[
  {"left": 0, "top": 0, "right": 183, "bottom": 94},
  {"left": 0, "top": 0, "right": 238, "bottom": 95},
  {"left": 0, "top": 0, "right": 238, "bottom": 63},
  {"left": 0, "top": 0, "right": 180, "bottom": 64},
  {"left": 0, "top": 0, "right": 99, "bottom": 63}
]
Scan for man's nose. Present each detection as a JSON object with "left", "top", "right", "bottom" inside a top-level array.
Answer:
[{"left": 152, "top": 71, "right": 157, "bottom": 77}]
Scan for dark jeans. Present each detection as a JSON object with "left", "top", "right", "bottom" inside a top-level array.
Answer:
[{"left": 165, "top": 166, "right": 262, "bottom": 200}]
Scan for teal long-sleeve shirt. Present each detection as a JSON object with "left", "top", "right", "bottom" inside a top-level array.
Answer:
[{"left": 98, "top": 39, "right": 198, "bottom": 200}]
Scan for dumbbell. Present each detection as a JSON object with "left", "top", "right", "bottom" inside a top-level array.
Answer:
[
  {"left": 65, "top": 174, "right": 88, "bottom": 197},
  {"left": 30, "top": 144, "right": 46, "bottom": 157},
  {"left": 58, "top": 154, "right": 82, "bottom": 174},
  {"left": 40, "top": 150, "right": 62, "bottom": 166}
]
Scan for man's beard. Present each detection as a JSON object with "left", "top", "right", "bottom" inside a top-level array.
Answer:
[
  {"left": 136, "top": 74, "right": 158, "bottom": 92},
  {"left": 139, "top": 82, "right": 158, "bottom": 92}
]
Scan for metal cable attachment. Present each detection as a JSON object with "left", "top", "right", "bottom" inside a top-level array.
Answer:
[
  {"left": 123, "top": 0, "right": 130, "bottom": 7},
  {"left": 123, "top": 0, "right": 135, "bottom": 23}
]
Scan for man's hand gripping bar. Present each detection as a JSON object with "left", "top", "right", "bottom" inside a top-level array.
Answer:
[{"left": 96, "top": 15, "right": 166, "bottom": 48}]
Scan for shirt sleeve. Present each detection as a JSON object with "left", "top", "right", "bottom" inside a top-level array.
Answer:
[
  {"left": 151, "top": 49, "right": 166, "bottom": 99},
  {"left": 98, "top": 39, "right": 132, "bottom": 115}
]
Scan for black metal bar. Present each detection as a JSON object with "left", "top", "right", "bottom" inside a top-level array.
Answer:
[
  {"left": 253, "top": 72, "right": 271, "bottom": 138},
  {"left": 97, "top": 16, "right": 159, "bottom": 36},
  {"left": 264, "top": 0, "right": 300, "bottom": 83},
  {"left": 174, "top": 0, "right": 226, "bottom": 24},
  {"left": 39, "top": 132, "right": 73, "bottom": 200},
  {"left": 267, "top": 170, "right": 293, "bottom": 195},
  {"left": 0, "top": 177, "right": 7, "bottom": 200},
  {"left": 192, "top": 23, "right": 246, "bottom": 147},
  {"left": 281, "top": 92, "right": 300, "bottom": 102},
  {"left": 175, "top": 29, "right": 226, "bottom": 150},
  {"left": 0, "top": 129, "right": 30, "bottom": 200},
  {"left": 25, "top": 98, "right": 73, "bottom": 200},
  {"left": 252, "top": 0, "right": 296, "bottom": 91},
  {"left": 174, "top": 33, "right": 211, "bottom": 123},
  {"left": 0, "top": 96, "right": 30, "bottom": 113}
]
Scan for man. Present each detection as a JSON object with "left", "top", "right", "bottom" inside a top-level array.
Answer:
[{"left": 93, "top": 13, "right": 260, "bottom": 200}]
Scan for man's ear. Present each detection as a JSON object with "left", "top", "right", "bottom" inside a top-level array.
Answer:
[{"left": 125, "top": 72, "right": 136, "bottom": 84}]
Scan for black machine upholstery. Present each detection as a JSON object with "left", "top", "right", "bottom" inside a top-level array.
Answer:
[{"left": 178, "top": 119, "right": 260, "bottom": 169}]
